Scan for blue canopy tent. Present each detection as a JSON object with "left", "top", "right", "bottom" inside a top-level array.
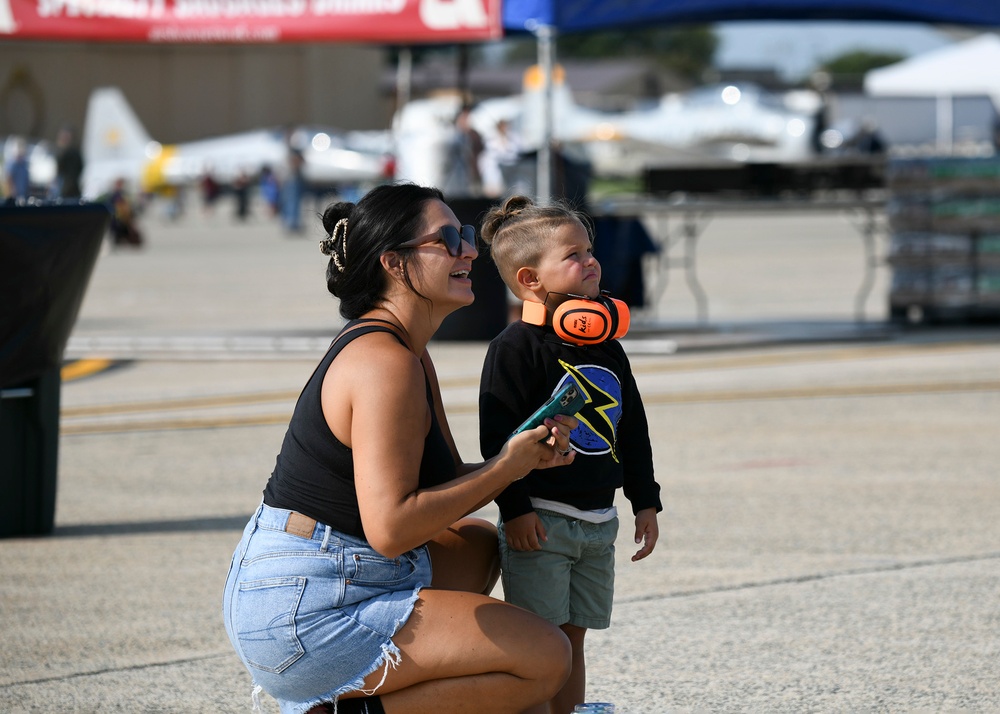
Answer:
[
  {"left": 502, "top": 0, "right": 1000, "bottom": 31},
  {"left": 501, "top": 0, "right": 1000, "bottom": 198}
]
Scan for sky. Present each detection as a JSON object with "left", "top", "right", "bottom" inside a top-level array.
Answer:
[{"left": 712, "top": 21, "right": 963, "bottom": 80}]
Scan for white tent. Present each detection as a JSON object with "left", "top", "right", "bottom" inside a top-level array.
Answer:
[{"left": 865, "top": 33, "right": 1000, "bottom": 150}]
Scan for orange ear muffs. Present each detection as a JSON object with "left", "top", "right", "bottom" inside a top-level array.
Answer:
[
  {"left": 521, "top": 300, "right": 549, "bottom": 327},
  {"left": 522, "top": 293, "right": 630, "bottom": 346}
]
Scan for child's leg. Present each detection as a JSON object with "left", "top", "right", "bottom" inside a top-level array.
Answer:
[
  {"left": 553, "top": 515, "right": 618, "bottom": 713},
  {"left": 551, "top": 623, "right": 588, "bottom": 714}
]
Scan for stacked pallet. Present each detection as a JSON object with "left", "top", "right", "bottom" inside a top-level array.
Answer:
[{"left": 886, "top": 157, "right": 1000, "bottom": 322}]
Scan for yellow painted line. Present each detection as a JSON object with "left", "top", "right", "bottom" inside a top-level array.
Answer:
[
  {"left": 630, "top": 340, "right": 1000, "bottom": 376},
  {"left": 61, "top": 358, "right": 115, "bottom": 382},
  {"left": 61, "top": 412, "right": 291, "bottom": 436},
  {"left": 60, "top": 340, "right": 996, "bottom": 417},
  {"left": 436, "top": 341, "right": 999, "bottom": 386},
  {"left": 60, "top": 379, "right": 1000, "bottom": 436},
  {"left": 449, "top": 379, "right": 999, "bottom": 413},
  {"left": 58, "top": 340, "right": 999, "bottom": 435},
  {"left": 60, "top": 389, "right": 300, "bottom": 418},
  {"left": 641, "top": 380, "right": 1000, "bottom": 406}
]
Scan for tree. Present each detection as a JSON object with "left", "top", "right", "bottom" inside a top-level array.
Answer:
[{"left": 817, "top": 50, "right": 905, "bottom": 88}]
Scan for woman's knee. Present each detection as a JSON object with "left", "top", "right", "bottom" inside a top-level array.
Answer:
[
  {"left": 450, "top": 517, "right": 499, "bottom": 549},
  {"left": 429, "top": 518, "right": 500, "bottom": 593},
  {"left": 527, "top": 620, "right": 573, "bottom": 688}
]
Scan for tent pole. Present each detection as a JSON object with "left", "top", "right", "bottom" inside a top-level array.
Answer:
[
  {"left": 935, "top": 94, "right": 953, "bottom": 155},
  {"left": 395, "top": 47, "right": 412, "bottom": 115},
  {"left": 534, "top": 23, "right": 555, "bottom": 204}
]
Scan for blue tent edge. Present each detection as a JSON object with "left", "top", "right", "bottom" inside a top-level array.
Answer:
[{"left": 501, "top": 0, "right": 1000, "bottom": 34}]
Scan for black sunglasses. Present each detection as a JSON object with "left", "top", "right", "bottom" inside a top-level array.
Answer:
[{"left": 398, "top": 224, "right": 477, "bottom": 257}]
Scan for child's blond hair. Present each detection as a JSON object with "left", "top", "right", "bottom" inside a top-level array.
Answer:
[{"left": 481, "top": 195, "right": 592, "bottom": 293}]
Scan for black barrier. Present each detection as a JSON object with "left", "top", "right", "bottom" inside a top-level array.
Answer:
[
  {"left": 644, "top": 157, "right": 886, "bottom": 197},
  {"left": 591, "top": 216, "right": 658, "bottom": 308},
  {"left": 0, "top": 202, "right": 110, "bottom": 537},
  {"left": 433, "top": 197, "right": 509, "bottom": 342}
]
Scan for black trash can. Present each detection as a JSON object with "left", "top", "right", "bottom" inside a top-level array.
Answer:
[
  {"left": 0, "top": 201, "right": 110, "bottom": 537},
  {"left": 1, "top": 369, "right": 61, "bottom": 536}
]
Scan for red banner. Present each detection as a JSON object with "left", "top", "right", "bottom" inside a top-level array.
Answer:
[{"left": 0, "top": 0, "right": 502, "bottom": 42}]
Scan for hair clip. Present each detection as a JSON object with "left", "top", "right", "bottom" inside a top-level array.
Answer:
[{"left": 326, "top": 218, "right": 348, "bottom": 273}]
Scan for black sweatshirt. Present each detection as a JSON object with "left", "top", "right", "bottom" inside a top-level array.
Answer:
[{"left": 479, "top": 321, "right": 661, "bottom": 523}]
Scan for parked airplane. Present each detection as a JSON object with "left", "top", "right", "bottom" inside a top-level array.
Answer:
[
  {"left": 393, "top": 74, "right": 820, "bottom": 189},
  {"left": 602, "top": 84, "right": 814, "bottom": 157},
  {"left": 81, "top": 87, "right": 395, "bottom": 200}
]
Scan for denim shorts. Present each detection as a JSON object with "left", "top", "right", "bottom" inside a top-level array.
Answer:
[
  {"left": 498, "top": 509, "right": 618, "bottom": 630},
  {"left": 222, "top": 503, "right": 431, "bottom": 713}
]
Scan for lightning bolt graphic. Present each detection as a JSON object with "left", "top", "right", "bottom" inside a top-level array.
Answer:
[{"left": 558, "top": 359, "right": 621, "bottom": 463}]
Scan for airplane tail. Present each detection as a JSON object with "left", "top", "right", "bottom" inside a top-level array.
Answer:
[
  {"left": 519, "top": 65, "right": 619, "bottom": 148},
  {"left": 82, "top": 87, "right": 154, "bottom": 198},
  {"left": 83, "top": 86, "right": 154, "bottom": 164}
]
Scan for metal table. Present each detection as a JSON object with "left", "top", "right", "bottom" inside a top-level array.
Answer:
[{"left": 595, "top": 193, "right": 889, "bottom": 323}]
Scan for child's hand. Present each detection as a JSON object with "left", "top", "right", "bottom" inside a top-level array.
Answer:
[
  {"left": 631, "top": 508, "right": 659, "bottom": 562},
  {"left": 504, "top": 512, "right": 547, "bottom": 551}
]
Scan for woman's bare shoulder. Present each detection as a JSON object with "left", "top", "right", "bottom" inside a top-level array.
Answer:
[{"left": 329, "top": 330, "right": 424, "bottom": 393}]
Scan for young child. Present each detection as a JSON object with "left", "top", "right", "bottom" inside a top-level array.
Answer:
[{"left": 478, "top": 195, "right": 662, "bottom": 713}]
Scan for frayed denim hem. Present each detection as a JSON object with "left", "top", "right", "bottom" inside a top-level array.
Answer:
[{"left": 272, "top": 582, "right": 424, "bottom": 714}]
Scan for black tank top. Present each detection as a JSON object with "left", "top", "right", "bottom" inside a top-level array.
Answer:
[{"left": 263, "top": 319, "right": 457, "bottom": 539}]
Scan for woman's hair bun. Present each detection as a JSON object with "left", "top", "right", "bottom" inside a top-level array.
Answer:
[{"left": 322, "top": 202, "right": 353, "bottom": 235}]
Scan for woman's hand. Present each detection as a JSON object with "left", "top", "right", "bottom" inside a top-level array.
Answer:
[
  {"left": 543, "top": 413, "right": 577, "bottom": 450},
  {"left": 500, "top": 414, "right": 578, "bottom": 482}
]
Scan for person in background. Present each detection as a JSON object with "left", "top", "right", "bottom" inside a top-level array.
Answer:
[
  {"left": 442, "top": 104, "right": 484, "bottom": 198},
  {"left": 854, "top": 118, "right": 887, "bottom": 155},
  {"left": 483, "top": 118, "right": 524, "bottom": 197},
  {"left": 53, "top": 126, "right": 84, "bottom": 199},
  {"left": 200, "top": 169, "right": 222, "bottom": 216},
  {"left": 5, "top": 138, "right": 30, "bottom": 200},
  {"left": 281, "top": 149, "right": 305, "bottom": 233},
  {"left": 259, "top": 164, "right": 281, "bottom": 217},
  {"left": 222, "top": 183, "right": 575, "bottom": 714},
  {"left": 232, "top": 169, "right": 251, "bottom": 221},
  {"left": 479, "top": 195, "right": 662, "bottom": 714},
  {"left": 105, "top": 178, "right": 143, "bottom": 248}
]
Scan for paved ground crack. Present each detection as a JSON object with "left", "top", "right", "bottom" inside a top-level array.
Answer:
[
  {"left": 0, "top": 652, "right": 232, "bottom": 689},
  {"left": 619, "top": 551, "right": 1000, "bottom": 605}
]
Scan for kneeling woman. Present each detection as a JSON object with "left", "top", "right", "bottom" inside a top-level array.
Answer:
[{"left": 223, "top": 183, "right": 575, "bottom": 714}]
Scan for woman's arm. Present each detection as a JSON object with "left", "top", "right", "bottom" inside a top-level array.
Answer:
[
  {"left": 420, "top": 349, "right": 513, "bottom": 512},
  {"left": 421, "top": 349, "right": 577, "bottom": 514},
  {"left": 325, "top": 335, "right": 571, "bottom": 558}
]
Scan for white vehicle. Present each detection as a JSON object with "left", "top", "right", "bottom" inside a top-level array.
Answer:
[{"left": 81, "top": 87, "right": 394, "bottom": 199}]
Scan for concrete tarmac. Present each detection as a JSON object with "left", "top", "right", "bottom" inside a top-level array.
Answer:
[{"left": 2, "top": 199, "right": 999, "bottom": 712}]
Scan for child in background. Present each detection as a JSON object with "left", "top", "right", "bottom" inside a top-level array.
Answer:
[{"left": 478, "top": 195, "right": 662, "bottom": 713}]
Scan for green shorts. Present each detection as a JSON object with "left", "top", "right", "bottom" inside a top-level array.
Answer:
[{"left": 498, "top": 509, "right": 618, "bottom": 629}]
